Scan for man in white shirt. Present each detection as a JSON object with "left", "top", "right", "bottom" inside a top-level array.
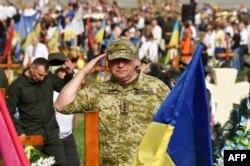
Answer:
[
  {"left": 247, "top": 21, "right": 250, "bottom": 55},
  {"left": 151, "top": 18, "right": 164, "bottom": 58},
  {"left": 203, "top": 24, "right": 216, "bottom": 59},
  {"left": 53, "top": 67, "right": 80, "bottom": 166},
  {"left": 138, "top": 33, "right": 158, "bottom": 63},
  {"left": 223, "top": 20, "right": 234, "bottom": 39},
  {"left": 151, "top": 19, "right": 162, "bottom": 46},
  {"left": 189, "top": 20, "right": 197, "bottom": 40},
  {"left": 136, "top": 11, "right": 145, "bottom": 30},
  {"left": 23, "top": 36, "right": 49, "bottom": 68}
]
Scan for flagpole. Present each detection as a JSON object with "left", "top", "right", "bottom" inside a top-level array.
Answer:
[{"left": 0, "top": 93, "right": 30, "bottom": 166}]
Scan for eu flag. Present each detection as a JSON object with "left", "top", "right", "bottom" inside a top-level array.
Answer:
[{"left": 133, "top": 43, "right": 213, "bottom": 166}]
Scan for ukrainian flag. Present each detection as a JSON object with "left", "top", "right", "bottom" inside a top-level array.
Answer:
[
  {"left": 165, "top": 19, "right": 179, "bottom": 64},
  {"left": 133, "top": 43, "right": 213, "bottom": 166},
  {"left": 22, "top": 22, "right": 41, "bottom": 51},
  {"left": 94, "top": 19, "right": 106, "bottom": 43},
  {"left": 48, "top": 28, "right": 60, "bottom": 53},
  {"left": 14, "top": 14, "right": 27, "bottom": 40},
  {"left": 15, "top": 13, "right": 39, "bottom": 41}
]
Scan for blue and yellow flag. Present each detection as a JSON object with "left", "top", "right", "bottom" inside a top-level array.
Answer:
[
  {"left": 165, "top": 19, "right": 179, "bottom": 64},
  {"left": 47, "top": 28, "right": 60, "bottom": 53},
  {"left": 14, "top": 13, "right": 38, "bottom": 41},
  {"left": 14, "top": 14, "right": 27, "bottom": 40},
  {"left": 94, "top": 19, "right": 106, "bottom": 43},
  {"left": 22, "top": 22, "right": 41, "bottom": 51},
  {"left": 133, "top": 43, "right": 213, "bottom": 166}
]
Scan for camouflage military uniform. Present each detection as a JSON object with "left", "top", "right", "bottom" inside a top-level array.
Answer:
[{"left": 61, "top": 72, "right": 169, "bottom": 165}]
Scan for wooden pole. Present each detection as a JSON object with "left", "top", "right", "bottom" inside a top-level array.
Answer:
[
  {"left": 0, "top": 88, "right": 5, "bottom": 165},
  {"left": 0, "top": 52, "right": 21, "bottom": 69},
  {"left": 85, "top": 112, "right": 99, "bottom": 166},
  {"left": 0, "top": 52, "right": 23, "bottom": 74},
  {"left": 0, "top": 88, "right": 6, "bottom": 100},
  {"left": 0, "top": 51, "right": 23, "bottom": 84}
]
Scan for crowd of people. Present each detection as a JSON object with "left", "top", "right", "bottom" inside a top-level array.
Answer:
[
  {"left": 1, "top": 0, "right": 250, "bottom": 165},
  {"left": 0, "top": 1, "right": 249, "bottom": 78}
]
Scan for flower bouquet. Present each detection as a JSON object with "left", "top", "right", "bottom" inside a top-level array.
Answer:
[
  {"left": 214, "top": 117, "right": 250, "bottom": 166},
  {"left": 24, "top": 146, "right": 55, "bottom": 166}
]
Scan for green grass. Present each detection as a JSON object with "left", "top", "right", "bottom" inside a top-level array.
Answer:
[
  {"left": 73, "top": 114, "right": 85, "bottom": 165},
  {"left": 236, "top": 66, "right": 249, "bottom": 82}
]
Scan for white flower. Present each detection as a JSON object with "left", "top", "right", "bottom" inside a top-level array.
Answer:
[
  {"left": 239, "top": 117, "right": 250, "bottom": 129},
  {"left": 216, "top": 158, "right": 224, "bottom": 166},
  {"left": 32, "top": 156, "right": 56, "bottom": 166},
  {"left": 37, "top": 158, "right": 43, "bottom": 164}
]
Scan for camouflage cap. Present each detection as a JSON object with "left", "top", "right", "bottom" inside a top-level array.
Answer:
[{"left": 107, "top": 38, "right": 137, "bottom": 61}]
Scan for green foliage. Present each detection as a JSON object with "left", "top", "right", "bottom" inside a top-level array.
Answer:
[
  {"left": 24, "top": 146, "right": 55, "bottom": 166},
  {"left": 28, "top": 147, "right": 48, "bottom": 163},
  {"left": 214, "top": 117, "right": 250, "bottom": 166}
]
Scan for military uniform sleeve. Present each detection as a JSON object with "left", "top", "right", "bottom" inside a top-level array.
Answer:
[
  {"left": 6, "top": 82, "right": 24, "bottom": 135},
  {"left": 60, "top": 86, "right": 95, "bottom": 114}
]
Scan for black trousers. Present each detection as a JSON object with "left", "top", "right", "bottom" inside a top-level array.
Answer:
[
  {"left": 36, "top": 133, "right": 67, "bottom": 166},
  {"left": 61, "top": 133, "right": 80, "bottom": 166},
  {"left": 240, "top": 44, "right": 248, "bottom": 70}
]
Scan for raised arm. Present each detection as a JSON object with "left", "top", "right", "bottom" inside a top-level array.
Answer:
[{"left": 54, "top": 53, "right": 106, "bottom": 111}]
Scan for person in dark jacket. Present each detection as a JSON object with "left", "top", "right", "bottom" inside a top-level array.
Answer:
[
  {"left": 7, "top": 57, "right": 74, "bottom": 166},
  {"left": 0, "top": 68, "right": 8, "bottom": 91}
]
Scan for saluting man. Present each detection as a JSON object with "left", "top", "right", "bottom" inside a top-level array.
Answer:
[{"left": 55, "top": 38, "right": 170, "bottom": 165}]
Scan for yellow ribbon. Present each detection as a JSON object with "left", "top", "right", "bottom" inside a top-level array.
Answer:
[{"left": 24, "top": 146, "right": 34, "bottom": 159}]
